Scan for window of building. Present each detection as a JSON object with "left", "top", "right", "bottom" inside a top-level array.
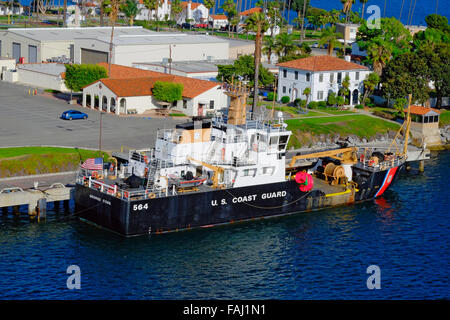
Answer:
[
  {"left": 306, "top": 73, "right": 310, "bottom": 82},
  {"left": 319, "top": 73, "right": 323, "bottom": 82},
  {"left": 295, "top": 71, "right": 298, "bottom": 80},
  {"left": 330, "top": 73, "right": 334, "bottom": 83},
  {"left": 262, "top": 167, "right": 274, "bottom": 175},
  {"left": 355, "top": 71, "right": 360, "bottom": 81},
  {"left": 346, "top": 72, "right": 349, "bottom": 80},
  {"left": 434, "top": 115, "right": 439, "bottom": 122},
  {"left": 337, "top": 72, "right": 342, "bottom": 84},
  {"left": 424, "top": 116, "right": 429, "bottom": 123},
  {"left": 283, "top": 69, "right": 287, "bottom": 78},
  {"left": 183, "top": 100, "right": 187, "bottom": 108},
  {"left": 282, "top": 86, "right": 286, "bottom": 94},
  {"left": 317, "top": 91, "right": 324, "bottom": 100},
  {"left": 209, "top": 100, "right": 214, "bottom": 109}
]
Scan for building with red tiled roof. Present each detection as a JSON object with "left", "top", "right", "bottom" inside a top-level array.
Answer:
[
  {"left": 208, "top": 14, "right": 228, "bottom": 29},
  {"left": 240, "top": 7, "right": 263, "bottom": 16},
  {"left": 404, "top": 105, "right": 442, "bottom": 147},
  {"left": 276, "top": 55, "right": 371, "bottom": 106},
  {"left": 82, "top": 63, "right": 228, "bottom": 117}
]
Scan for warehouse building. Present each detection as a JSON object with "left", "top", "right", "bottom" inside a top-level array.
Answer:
[
  {"left": 73, "top": 33, "right": 229, "bottom": 66},
  {"left": 0, "top": 26, "right": 154, "bottom": 63}
]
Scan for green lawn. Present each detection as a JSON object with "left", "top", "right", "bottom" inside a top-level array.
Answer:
[
  {"left": 439, "top": 110, "right": 450, "bottom": 126},
  {"left": 0, "top": 147, "right": 110, "bottom": 177},
  {"left": 285, "top": 115, "right": 400, "bottom": 149}
]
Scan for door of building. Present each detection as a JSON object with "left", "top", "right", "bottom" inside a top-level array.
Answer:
[
  {"left": 28, "top": 45, "right": 37, "bottom": 63},
  {"left": 12, "top": 42, "right": 21, "bottom": 62}
]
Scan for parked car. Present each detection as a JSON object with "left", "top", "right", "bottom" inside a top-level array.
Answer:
[
  {"left": 194, "top": 23, "right": 208, "bottom": 28},
  {"left": 181, "top": 22, "right": 194, "bottom": 29},
  {"left": 61, "top": 110, "right": 88, "bottom": 120}
]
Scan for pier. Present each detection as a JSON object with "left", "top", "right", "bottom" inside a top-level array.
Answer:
[{"left": 0, "top": 172, "right": 75, "bottom": 221}]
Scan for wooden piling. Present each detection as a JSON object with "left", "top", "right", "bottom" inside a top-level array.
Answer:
[{"left": 419, "top": 160, "right": 425, "bottom": 172}]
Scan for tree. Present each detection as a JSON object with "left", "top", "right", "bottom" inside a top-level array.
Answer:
[
  {"left": 263, "top": 36, "right": 277, "bottom": 64},
  {"left": 291, "top": 0, "right": 310, "bottom": 43},
  {"left": 366, "top": 38, "right": 393, "bottom": 76},
  {"left": 170, "top": 0, "right": 183, "bottom": 22},
  {"left": 275, "top": 33, "right": 297, "bottom": 57},
  {"left": 382, "top": 52, "right": 430, "bottom": 105},
  {"left": 64, "top": 65, "right": 108, "bottom": 93},
  {"left": 152, "top": 81, "right": 183, "bottom": 103},
  {"left": 318, "top": 26, "right": 342, "bottom": 55},
  {"left": 361, "top": 72, "right": 380, "bottom": 106},
  {"left": 221, "top": 0, "right": 237, "bottom": 38},
  {"left": 425, "top": 14, "right": 449, "bottom": 31},
  {"left": 306, "top": 7, "right": 328, "bottom": 30},
  {"left": 143, "top": 0, "right": 162, "bottom": 22},
  {"left": 203, "top": 0, "right": 215, "bottom": 30},
  {"left": 340, "top": 0, "right": 354, "bottom": 23},
  {"left": 216, "top": 55, "right": 274, "bottom": 87},
  {"left": 359, "top": 0, "right": 368, "bottom": 19},
  {"left": 303, "top": 87, "right": 311, "bottom": 105},
  {"left": 339, "top": 75, "right": 350, "bottom": 99},
  {"left": 393, "top": 97, "right": 407, "bottom": 117},
  {"left": 121, "top": 0, "right": 139, "bottom": 26},
  {"left": 267, "top": 1, "right": 284, "bottom": 37},
  {"left": 419, "top": 43, "right": 450, "bottom": 108},
  {"left": 244, "top": 12, "right": 269, "bottom": 117}
]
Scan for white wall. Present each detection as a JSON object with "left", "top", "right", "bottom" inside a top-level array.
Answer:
[
  {"left": 277, "top": 67, "right": 371, "bottom": 105},
  {"left": 74, "top": 38, "right": 229, "bottom": 66},
  {"left": 16, "top": 67, "right": 69, "bottom": 92},
  {"left": 188, "top": 85, "right": 229, "bottom": 116}
]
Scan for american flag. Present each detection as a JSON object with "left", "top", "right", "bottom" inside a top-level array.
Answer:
[{"left": 81, "top": 158, "right": 103, "bottom": 170}]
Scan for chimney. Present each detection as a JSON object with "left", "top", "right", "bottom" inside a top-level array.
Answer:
[{"left": 344, "top": 55, "right": 351, "bottom": 62}]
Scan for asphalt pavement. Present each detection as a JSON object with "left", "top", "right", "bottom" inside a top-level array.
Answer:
[{"left": 0, "top": 81, "right": 185, "bottom": 151}]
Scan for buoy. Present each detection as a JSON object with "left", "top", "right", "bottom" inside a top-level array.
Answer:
[{"left": 295, "top": 171, "right": 314, "bottom": 192}]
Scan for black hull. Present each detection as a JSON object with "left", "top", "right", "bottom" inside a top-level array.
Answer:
[{"left": 74, "top": 165, "right": 403, "bottom": 236}]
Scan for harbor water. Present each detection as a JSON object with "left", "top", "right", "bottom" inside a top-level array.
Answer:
[{"left": 0, "top": 150, "right": 448, "bottom": 299}]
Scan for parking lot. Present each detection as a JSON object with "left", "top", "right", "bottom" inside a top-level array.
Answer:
[{"left": 0, "top": 81, "right": 184, "bottom": 151}]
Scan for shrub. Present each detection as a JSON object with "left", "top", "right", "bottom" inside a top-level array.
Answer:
[
  {"left": 267, "top": 92, "right": 278, "bottom": 101},
  {"left": 308, "top": 101, "right": 318, "bottom": 109},
  {"left": 64, "top": 64, "right": 107, "bottom": 92},
  {"left": 293, "top": 98, "right": 302, "bottom": 106},
  {"left": 153, "top": 81, "right": 184, "bottom": 103},
  {"left": 355, "top": 104, "right": 364, "bottom": 109},
  {"left": 327, "top": 92, "right": 337, "bottom": 106},
  {"left": 281, "top": 96, "right": 290, "bottom": 104},
  {"left": 318, "top": 101, "right": 327, "bottom": 108}
]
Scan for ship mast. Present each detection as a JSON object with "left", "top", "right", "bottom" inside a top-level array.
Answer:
[{"left": 387, "top": 93, "right": 412, "bottom": 157}]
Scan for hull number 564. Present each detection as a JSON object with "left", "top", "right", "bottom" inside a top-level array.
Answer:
[{"left": 133, "top": 203, "right": 149, "bottom": 211}]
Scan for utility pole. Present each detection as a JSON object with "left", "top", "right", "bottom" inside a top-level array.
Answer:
[{"left": 99, "top": 112, "right": 104, "bottom": 157}]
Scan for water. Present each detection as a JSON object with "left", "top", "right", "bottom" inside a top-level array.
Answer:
[
  {"left": 211, "top": 0, "right": 449, "bottom": 27},
  {"left": 0, "top": 150, "right": 448, "bottom": 299}
]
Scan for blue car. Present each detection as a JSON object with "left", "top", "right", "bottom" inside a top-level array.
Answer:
[{"left": 61, "top": 110, "right": 88, "bottom": 120}]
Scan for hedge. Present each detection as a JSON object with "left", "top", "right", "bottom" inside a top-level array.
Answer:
[
  {"left": 64, "top": 64, "right": 107, "bottom": 92},
  {"left": 281, "top": 96, "right": 290, "bottom": 104},
  {"left": 152, "top": 81, "right": 184, "bottom": 103}
]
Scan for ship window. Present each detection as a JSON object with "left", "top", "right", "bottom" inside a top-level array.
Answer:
[
  {"left": 278, "top": 135, "right": 289, "bottom": 151},
  {"left": 270, "top": 136, "right": 279, "bottom": 145},
  {"left": 242, "top": 169, "right": 256, "bottom": 177},
  {"left": 262, "top": 167, "right": 274, "bottom": 175}
]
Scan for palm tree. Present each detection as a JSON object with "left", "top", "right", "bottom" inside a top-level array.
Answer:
[
  {"left": 303, "top": 87, "right": 311, "bottom": 105},
  {"left": 108, "top": 0, "right": 123, "bottom": 77},
  {"left": 275, "top": 33, "right": 297, "bottom": 57},
  {"left": 203, "top": 0, "right": 215, "bottom": 30},
  {"left": 244, "top": 12, "right": 269, "bottom": 118},
  {"left": 359, "top": 0, "right": 368, "bottom": 19},
  {"left": 263, "top": 36, "right": 277, "bottom": 64},
  {"left": 341, "top": 0, "right": 354, "bottom": 23},
  {"left": 121, "top": 0, "right": 139, "bottom": 26},
  {"left": 318, "top": 26, "right": 342, "bottom": 55},
  {"left": 221, "top": 0, "right": 237, "bottom": 38},
  {"left": 366, "top": 39, "right": 393, "bottom": 75}
]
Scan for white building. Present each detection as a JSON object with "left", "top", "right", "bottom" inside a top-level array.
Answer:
[
  {"left": 136, "top": 0, "right": 171, "bottom": 21},
  {"left": 0, "top": 2, "right": 23, "bottom": 16},
  {"left": 176, "top": 1, "right": 209, "bottom": 24},
  {"left": 0, "top": 26, "right": 154, "bottom": 63},
  {"left": 277, "top": 55, "right": 370, "bottom": 105},
  {"left": 82, "top": 63, "right": 229, "bottom": 116},
  {"left": 208, "top": 14, "right": 228, "bottom": 29},
  {"left": 73, "top": 33, "right": 229, "bottom": 66},
  {"left": 238, "top": 7, "right": 280, "bottom": 36}
]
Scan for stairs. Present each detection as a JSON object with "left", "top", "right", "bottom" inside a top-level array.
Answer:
[{"left": 146, "top": 158, "right": 159, "bottom": 191}]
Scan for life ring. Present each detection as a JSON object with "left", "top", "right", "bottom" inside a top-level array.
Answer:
[
  {"left": 123, "top": 191, "right": 129, "bottom": 198},
  {"left": 147, "top": 192, "right": 156, "bottom": 199},
  {"left": 360, "top": 154, "right": 365, "bottom": 162}
]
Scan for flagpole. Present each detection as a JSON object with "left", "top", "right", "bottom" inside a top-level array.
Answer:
[{"left": 99, "top": 112, "right": 104, "bottom": 158}]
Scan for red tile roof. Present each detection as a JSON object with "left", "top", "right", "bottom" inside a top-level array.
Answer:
[
  {"left": 210, "top": 15, "right": 228, "bottom": 20},
  {"left": 95, "top": 63, "right": 218, "bottom": 98},
  {"left": 405, "top": 105, "right": 441, "bottom": 115},
  {"left": 240, "top": 7, "right": 263, "bottom": 16},
  {"left": 277, "top": 55, "right": 369, "bottom": 72},
  {"left": 181, "top": 1, "right": 201, "bottom": 10}
]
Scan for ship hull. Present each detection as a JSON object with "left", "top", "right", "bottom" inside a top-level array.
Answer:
[{"left": 74, "top": 166, "right": 403, "bottom": 236}]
